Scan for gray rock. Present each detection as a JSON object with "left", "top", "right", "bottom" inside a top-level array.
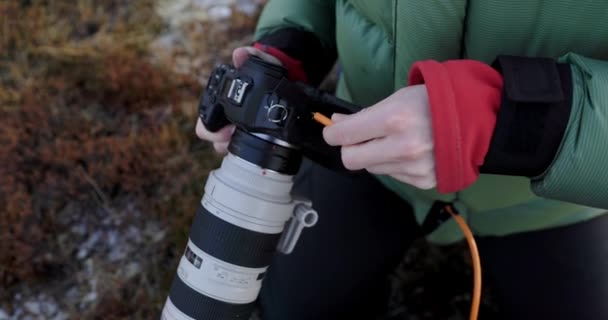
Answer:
[{"left": 0, "top": 308, "right": 9, "bottom": 320}]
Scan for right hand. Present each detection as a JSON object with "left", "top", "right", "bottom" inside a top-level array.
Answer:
[{"left": 195, "top": 46, "right": 283, "bottom": 154}]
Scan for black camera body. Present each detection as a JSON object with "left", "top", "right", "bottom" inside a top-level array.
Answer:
[{"left": 199, "top": 56, "right": 360, "bottom": 171}]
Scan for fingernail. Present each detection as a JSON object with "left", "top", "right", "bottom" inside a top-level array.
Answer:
[
  {"left": 244, "top": 47, "right": 259, "bottom": 56},
  {"left": 331, "top": 113, "right": 348, "bottom": 122}
]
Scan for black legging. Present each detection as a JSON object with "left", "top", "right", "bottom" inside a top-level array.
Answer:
[{"left": 259, "top": 160, "right": 608, "bottom": 320}]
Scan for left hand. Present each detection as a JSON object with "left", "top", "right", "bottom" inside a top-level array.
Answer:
[{"left": 322, "top": 84, "right": 437, "bottom": 190}]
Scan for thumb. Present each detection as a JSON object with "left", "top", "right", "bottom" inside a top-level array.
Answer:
[
  {"left": 331, "top": 113, "right": 349, "bottom": 123},
  {"left": 232, "top": 47, "right": 251, "bottom": 68},
  {"left": 232, "top": 47, "right": 283, "bottom": 68}
]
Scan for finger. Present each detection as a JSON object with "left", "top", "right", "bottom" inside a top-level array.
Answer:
[
  {"left": 340, "top": 135, "right": 430, "bottom": 170},
  {"left": 323, "top": 104, "right": 391, "bottom": 146},
  {"left": 366, "top": 162, "right": 403, "bottom": 175},
  {"left": 232, "top": 47, "right": 282, "bottom": 68},
  {"left": 391, "top": 173, "right": 437, "bottom": 190},
  {"left": 232, "top": 47, "right": 250, "bottom": 67},
  {"left": 331, "top": 113, "right": 348, "bottom": 123},
  {"left": 366, "top": 157, "right": 435, "bottom": 178},
  {"left": 367, "top": 171, "right": 436, "bottom": 190},
  {"left": 213, "top": 142, "right": 230, "bottom": 154},
  {"left": 195, "top": 118, "right": 235, "bottom": 142}
]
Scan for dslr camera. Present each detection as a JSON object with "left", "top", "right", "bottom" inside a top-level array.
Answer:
[{"left": 161, "top": 56, "right": 359, "bottom": 320}]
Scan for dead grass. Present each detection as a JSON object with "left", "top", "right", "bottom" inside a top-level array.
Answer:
[{"left": 0, "top": 0, "right": 253, "bottom": 318}]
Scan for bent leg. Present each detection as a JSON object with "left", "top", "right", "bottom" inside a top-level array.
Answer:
[
  {"left": 259, "top": 161, "right": 419, "bottom": 320},
  {"left": 478, "top": 214, "right": 608, "bottom": 320}
]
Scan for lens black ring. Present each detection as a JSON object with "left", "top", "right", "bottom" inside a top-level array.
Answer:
[
  {"left": 189, "top": 204, "right": 282, "bottom": 269},
  {"left": 168, "top": 275, "right": 256, "bottom": 320},
  {"left": 228, "top": 130, "right": 301, "bottom": 175}
]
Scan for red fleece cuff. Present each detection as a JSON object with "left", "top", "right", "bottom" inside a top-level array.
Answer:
[
  {"left": 408, "top": 60, "right": 503, "bottom": 193},
  {"left": 253, "top": 43, "right": 308, "bottom": 83}
]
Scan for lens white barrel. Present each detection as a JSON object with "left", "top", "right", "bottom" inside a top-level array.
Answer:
[{"left": 161, "top": 154, "right": 297, "bottom": 320}]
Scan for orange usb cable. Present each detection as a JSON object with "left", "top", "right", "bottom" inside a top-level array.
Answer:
[
  {"left": 312, "top": 112, "right": 482, "bottom": 320},
  {"left": 445, "top": 205, "right": 481, "bottom": 320},
  {"left": 312, "top": 112, "right": 333, "bottom": 126}
]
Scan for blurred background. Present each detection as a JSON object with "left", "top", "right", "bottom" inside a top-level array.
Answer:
[{"left": 0, "top": 1, "right": 498, "bottom": 319}]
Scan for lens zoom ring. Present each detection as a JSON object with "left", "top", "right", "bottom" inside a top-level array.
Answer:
[
  {"left": 189, "top": 204, "right": 282, "bottom": 268},
  {"left": 168, "top": 274, "right": 255, "bottom": 320}
]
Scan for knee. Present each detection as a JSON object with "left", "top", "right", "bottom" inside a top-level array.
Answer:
[{"left": 258, "top": 278, "right": 386, "bottom": 320}]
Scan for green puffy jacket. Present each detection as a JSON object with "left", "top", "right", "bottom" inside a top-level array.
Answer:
[{"left": 253, "top": 0, "right": 608, "bottom": 243}]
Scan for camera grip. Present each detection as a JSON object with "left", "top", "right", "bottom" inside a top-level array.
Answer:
[
  {"left": 199, "top": 96, "right": 230, "bottom": 132},
  {"left": 199, "top": 65, "right": 233, "bottom": 132}
]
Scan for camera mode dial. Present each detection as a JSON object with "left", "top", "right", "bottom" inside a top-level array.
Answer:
[{"left": 266, "top": 104, "right": 288, "bottom": 125}]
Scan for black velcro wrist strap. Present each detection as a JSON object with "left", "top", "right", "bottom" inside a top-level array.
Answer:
[
  {"left": 496, "top": 55, "right": 565, "bottom": 103},
  {"left": 256, "top": 28, "right": 337, "bottom": 86},
  {"left": 480, "top": 56, "right": 573, "bottom": 177}
]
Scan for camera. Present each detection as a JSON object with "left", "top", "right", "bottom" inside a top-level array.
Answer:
[
  {"left": 161, "top": 56, "right": 359, "bottom": 320},
  {"left": 201, "top": 55, "right": 360, "bottom": 171}
]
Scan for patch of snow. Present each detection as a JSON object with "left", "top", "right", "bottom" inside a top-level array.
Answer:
[
  {"left": 51, "top": 311, "right": 69, "bottom": 320},
  {"left": 70, "top": 222, "right": 87, "bottom": 236},
  {"left": 155, "top": 0, "right": 190, "bottom": 20},
  {"left": 79, "top": 291, "right": 98, "bottom": 309},
  {"left": 77, "top": 230, "right": 102, "bottom": 260},
  {"left": 107, "top": 230, "right": 119, "bottom": 247},
  {"left": 11, "top": 308, "right": 23, "bottom": 319},
  {"left": 107, "top": 229, "right": 127, "bottom": 262},
  {"left": 40, "top": 300, "right": 59, "bottom": 316},
  {"left": 65, "top": 287, "right": 80, "bottom": 301},
  {"left": 19, "top": 295, "right": 61, "bottom": 318},
  {"left": 108, "top": 245, "right": 127, "bottom": 262},
  {"left": 236, "top": 0, "right": 258, "bottom": 16},
  {"left": 124, "top": 262, "right": 142, "bottom": 279},
  {"left": 144, "top": 222, "right": 167, "bottom": 243},
  {"left": 208, "top": 6, "right": 232, "bottom": 20},
  {"left": 192, "top": 0, "right": 233, "bottom": 10},
  {"left": 155, "top": 0, "right": 256, "bottom": 27},
  {"left": 126, "top": 226, "right": 143, "bottom": 244},
  {"left": 151, "top": 33, "right": 184, "bottom": 52},
  {"left": 157, "top": 0, "right": 266, "bottom": 23},
  {"left": 24, "top": 301, "right": 41, "bottom": 315}
]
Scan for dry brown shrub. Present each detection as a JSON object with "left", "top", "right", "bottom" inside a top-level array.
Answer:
[
  {"left": 0, "top": 58, "right": 197, "bottom": 286},
  {"left": 0, "top": 1, "right": 270, "bottom": 317},
  {"left": 0, "top": 0, "right": 206, "bottom": 290}
]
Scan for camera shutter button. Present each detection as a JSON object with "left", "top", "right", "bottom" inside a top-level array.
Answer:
[{"left": 267, "top": 104, "right": 288, "bottom": 124}]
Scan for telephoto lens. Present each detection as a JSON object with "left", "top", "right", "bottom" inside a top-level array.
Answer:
[{"left": 161, "top": 130, "right": 318, "bottom": 320}]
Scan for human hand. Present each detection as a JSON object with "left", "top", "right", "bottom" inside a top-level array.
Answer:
[
  {"left": 322, "top": 85, "right": 437, "bottom": 189},
  {"left": 195, "top": 46, "right": 283, "bottom": 154}
]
